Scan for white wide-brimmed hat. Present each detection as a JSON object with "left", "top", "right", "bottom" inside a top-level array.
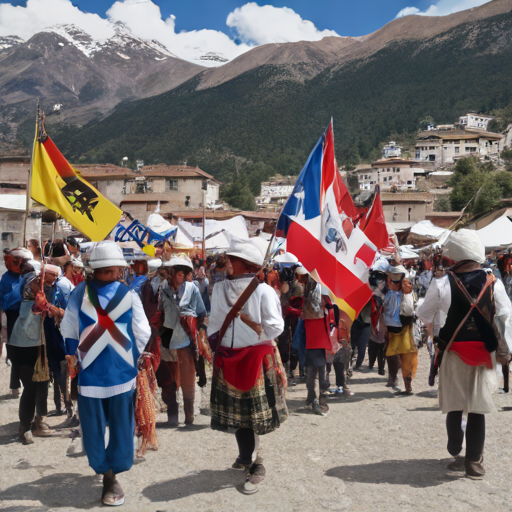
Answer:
[
  {"left": 11, "top": 248, "right": 32, "bottom": 259},
  {"left": 148, "top": 258, "right": 162, "bottom": 271},
  {"left": 387, "top": 264, "right": 407, "bottom": 281},
  {"left": 226, "top": 239, "right": 264, "bottom": 267},
  {"left": 165, "top": 256, "right": 193, "bottom": 270},
  {"left": 274, "top": 252, "right": 299, "bottom": 264},
  {"left": 27, "top": 260, "right": 41, "bottom": 274},
  {"left": 443, "top": 229, "right": 485, "bottom": 264},
  {"left": 295, "top": 265, "right": 308, "bottom": 275},
  {"left": 89, "top": 242, "right": 127, "bottom": 269}
]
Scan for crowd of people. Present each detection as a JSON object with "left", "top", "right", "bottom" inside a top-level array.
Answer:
[{"left": 1, "top": 229, "right": 511, "bottom": 505}]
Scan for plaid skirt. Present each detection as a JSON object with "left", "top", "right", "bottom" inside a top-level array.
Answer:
[{"left": 210, "top": 344, "right": 288, "bottom": 436}]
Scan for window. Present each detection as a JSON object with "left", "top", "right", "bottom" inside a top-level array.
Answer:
[
  {"left": 429, "top": 155, "right": 436, "bottom": 162},
  {"left": 167, "top": 179, "right": 178, "bottom": 191},
  {"left": 453, "top": 140, "right": 460, "bottom": 145},
  {"left": 455, "top": 147, "right": 460, "bottom": 154},
  {"left": 408, "top": 207, "right": 412, "bottom": 222},
  {"left": 465, "top": 147, "right": 477, "bottom": 153},
  {"left": 429, "top": 146, "right": 435, "bottom": 150}
]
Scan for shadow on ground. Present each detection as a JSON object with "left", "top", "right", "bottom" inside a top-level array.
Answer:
[
  {"left": 143, "top": 469, "right": 241, "bottom": 502},
  {"left": 0, "top": 421, "right": 19, "bottom": 445},
  {"left": 406, "top": 406, "right": 440, "bottom": 412},
  {"left": 326, "top": 458, "right": 451, "bottom": 488},
  {"left": 0, "top": 473, "right": 101, "bottom": 509}
]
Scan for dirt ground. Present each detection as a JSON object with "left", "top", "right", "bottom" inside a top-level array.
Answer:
[{"left": 1, "top": 346, "right": 512, "bottom": 512}]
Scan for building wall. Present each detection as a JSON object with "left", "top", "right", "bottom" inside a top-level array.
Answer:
[
  {"left": 415, "top": 136, "right": 502, "bottom": 165},
  {"left": 357, "top": 165, "right": 417, "bottom": 191},
  {"left": 383, "top": 203, "right": 427, "bottom": 223}
]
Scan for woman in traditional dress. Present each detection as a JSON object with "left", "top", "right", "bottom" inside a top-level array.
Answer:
[
  {"left": 418, "top": 230, "right": 512, "bottom": 479},
  {"left": 208, "top": 239, "right": 287, "bottom": 494}
]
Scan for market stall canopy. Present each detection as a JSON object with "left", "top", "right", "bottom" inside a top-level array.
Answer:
[
  {"left": 476, "top": 214, "right": 512, "bottom": 251},
  {"left": 177, "top": 215, "right": 249, "bottom": 251},
  {"left": 407, "top": 220, "right": 448, "bottom": 247}
]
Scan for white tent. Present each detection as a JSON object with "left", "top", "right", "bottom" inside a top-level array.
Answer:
[
  {"left": 177, "top": 215, "right": 249, "bottom": 251},
  {"left": 410, "top": 220, "right": 447, "bottom": 239},
  {"left": 476, "top": 214, "right": 512, "bottom": 250}
]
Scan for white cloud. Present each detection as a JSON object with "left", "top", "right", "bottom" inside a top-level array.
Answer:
[
  {"left": 396, "top": 0, "right": 492, "bottom": 18},
  {"left": 0, "top": 0, "right": 114, "bottom": 40},
  {"left": 226, "top": 2, "right": 339, "bottom": 45},
  {"left": 106, "top": 0, "right": 251, "bottom": 65},
  {"left": 0, "top": 0, "right": 339, "bottom": 66}
]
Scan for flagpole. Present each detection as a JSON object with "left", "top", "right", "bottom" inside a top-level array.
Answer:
[{"left": 23, "top": 101, "right": 39, "bottom": 246}]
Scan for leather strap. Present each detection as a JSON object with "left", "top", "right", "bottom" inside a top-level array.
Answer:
[
  {"left": 445, "top": 271, "right": 494, "bottom": 352},
  {"left": 218, "top": 275, "right": 261, "bottom": 345}
]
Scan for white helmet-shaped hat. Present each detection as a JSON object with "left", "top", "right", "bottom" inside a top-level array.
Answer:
[
  {"left": 166, "top": 256, "right": 193, "bottom": 270},
  {"left": 226, "top": 239, "right": 264, "bottom": 267},
  {"left": 295, "top": 265, "right": 308, "bottom": 275},
  {"left": 443, "top": 229, "right": 485, "bottom": 264},
  {"left": 148, "top": 258, "right": 162, "bottom": 271},
  {"left": 89, "top": 242, "right": 127, "bottom": 269},
  {"left": 11, "top": 248, "right": 32, "bottom": 259}
]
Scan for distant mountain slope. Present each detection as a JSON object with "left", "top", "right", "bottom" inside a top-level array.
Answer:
[
  {"left": 53, "top": 8, "right": 512, "bottom": 195},
  {"left": 0, "top": 23, "right": 205, "bottom": 151}
]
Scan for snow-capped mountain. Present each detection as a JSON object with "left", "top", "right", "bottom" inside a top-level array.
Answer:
[
  {"left": 42, "top": 22, "right": 177, "bottom": 60},
  {"left": 0, "top": 23, "right": 205, "bottom": 150}
]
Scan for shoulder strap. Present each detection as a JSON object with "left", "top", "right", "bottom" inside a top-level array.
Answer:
[
  {"left": 445, "top": 271, "right": 494, "bottom": 351},
  {"left": 218, "top": 276, "right": 261, "bottom": 345}
]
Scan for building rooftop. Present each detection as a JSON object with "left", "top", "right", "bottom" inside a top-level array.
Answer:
[
  {"left": 371, "top": 158, "right": 418, "bottom": 167},
  {"left": 417, "top": 129, "right": 503, "bottom": 141},
  {"left": 139, "top": 165, "right": 220, "bottom": 184}
]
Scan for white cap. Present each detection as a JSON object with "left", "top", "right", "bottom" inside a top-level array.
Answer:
[
  {"left": 165, "top": 256, "right": 193, "bottom": 270},
  {"left": 226, "top": 239, "right": 264, "bottom": 267},
  {"left": 274, "top": 252, "right": 299, "bottom": 264},
  {"left": 27, "top": 260, "right": 41, "bottom": 274},
  {"left": 295, "top": 266, "right": 308, "bottom": 275},
  {"left": 44, "top": 264, "right": 62, "bottom": 277},
  {"left": 11, "top": 248, "right": 32, "bottom": 259},
  {"left": 71, "top": 258, "right": 84, "bottom": 268},
  {"left": 89, "top": 242, "right": 127, "bottom": 269},
  {"left": 148, "top": 258, "right": 162, "bottom": 271},
  {"left": 443, "top": 229, "right": 485, "bottom": 264}
]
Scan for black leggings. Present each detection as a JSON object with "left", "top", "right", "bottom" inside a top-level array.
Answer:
[
  {"left": 446, "top": 411, "right": 485, "bottom": 462},
  {"left": 7, "top": 345, "right": 48, "bottom": 429},
  {"left": 235, "top": 428, "right": 256, "bottom": 465}
]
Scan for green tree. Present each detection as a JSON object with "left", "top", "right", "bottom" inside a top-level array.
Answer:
[
  {"left": 222, "top": 181, "right": 256, "bottom": 211},
  {"left": 434, "top": 196, "right": 451, "bottom": 212},
  {"left": 502, "top": 148, "right": 512, "bottom": 172}
]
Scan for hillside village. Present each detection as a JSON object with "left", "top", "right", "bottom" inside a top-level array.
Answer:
[{"left": 1, "top": 111, "right": 512, "bottom": 250}]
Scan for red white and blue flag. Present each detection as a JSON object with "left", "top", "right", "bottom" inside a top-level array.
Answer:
[{"left": 277, "top": 120, "right": 378, "bottom": 318}]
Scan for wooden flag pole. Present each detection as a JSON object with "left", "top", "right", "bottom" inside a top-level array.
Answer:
[{"left": 23, "top": 102, "right": 39, "bottom": 246}]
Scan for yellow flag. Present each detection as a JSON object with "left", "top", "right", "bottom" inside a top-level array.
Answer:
[{"left": 31, "top": 132, "right": 122, "bottom": 241}]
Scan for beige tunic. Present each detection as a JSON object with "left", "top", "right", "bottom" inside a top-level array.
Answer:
[{"left": 439, "top": 351, "right": 497, "bottom": 415}]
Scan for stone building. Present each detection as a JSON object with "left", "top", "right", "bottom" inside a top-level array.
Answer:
[
  {"left": 381, "top": 192, "right": 434, "bottom": 223},
  {"left": 414, "top": 129, "right": 504, "bottom": 166},
  {"left": 356, "top": 158, "right": 426, "bottom": 191}
]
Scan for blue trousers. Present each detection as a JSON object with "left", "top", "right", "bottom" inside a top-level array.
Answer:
[{"left": 77, "top": 389, "right": 135, "bottom": 475}]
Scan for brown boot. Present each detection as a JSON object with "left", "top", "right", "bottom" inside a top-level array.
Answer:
[
  {"left": 465, "top": 456, "right": 485, "bottom": 480},
  {"left": 102, "top": 469, "right": 125, "bottom": 506},
  {"left": 403, "top": 378, "right": 413, "bottom": 395},
  {"left": 31, "top": 416, "right": 52, "bottom": 437},
  {"left": 184, "top": 399, "right": 195, "bottom": 425},
  {"left": 19, "top": 424, "right": 34, "bottom": 445}
]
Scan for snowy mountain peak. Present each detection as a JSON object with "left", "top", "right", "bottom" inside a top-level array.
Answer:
[
  {"left": 0, "top": 35, "right": 24, "bottom": 51},
  {"left": 42, "top": 22, "right": 177, "bottom": 60}
]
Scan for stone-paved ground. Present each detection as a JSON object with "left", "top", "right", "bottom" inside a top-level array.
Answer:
[{"left": 0, "top": 347, "right": 512, "bottom": 512}]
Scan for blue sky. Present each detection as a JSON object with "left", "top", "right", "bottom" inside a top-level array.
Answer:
[
  {"left": 56, "top": 0, "right": 430, "bottom": 37},
  {"left": 0, "top": 0, "right": 492, "bottom": 64}
]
